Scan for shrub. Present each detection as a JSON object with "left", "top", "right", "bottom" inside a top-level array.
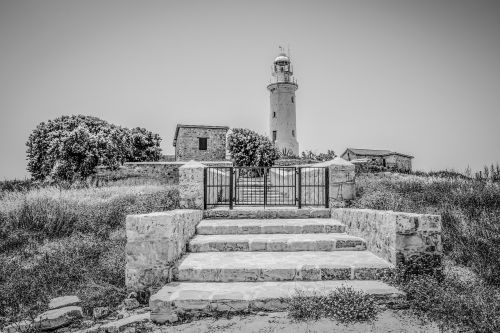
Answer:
[
  {"left": 0, "top": 179, "right": 37, "bottom": 195},
  {"left": 26, "top": 115, "right": 162, "bottom": 181},
  {"left": 300, "top": 150, "right": 336, "bottom": 162},
  {"left": 288, "top": 286, "right": 378, "bottom": 324},
  {"left": 396, "top": 272, "right": 500, "bottom": 332},
  {"left": 227, "top": 128, "right": 279, "bottom": 167}
]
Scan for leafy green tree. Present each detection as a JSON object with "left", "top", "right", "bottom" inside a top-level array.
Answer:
[
  {"left": 26, "top": 115, "right": 162, "bottom": 181},
  {"left": 227, "top": 128, "right": 279, "bottom": 167}
]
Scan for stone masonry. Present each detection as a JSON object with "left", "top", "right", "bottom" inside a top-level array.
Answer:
[
  {"left": 173, "top": 125, "right": 229, "bottom": 161},
  {"left": 125, "top": 209, "right": 203, "bottom": 289},
  {"left": 330, "top": 208, "right": 442, "bottom": 266}
]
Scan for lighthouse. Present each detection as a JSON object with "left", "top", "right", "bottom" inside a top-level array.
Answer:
[{"left": 267, "top": 50, "right": 299, "bottom": 156}]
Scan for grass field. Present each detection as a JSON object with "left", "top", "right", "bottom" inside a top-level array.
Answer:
[
  {"left": 351, "top": 172, "right": 500, "bottom": 332},
  {"left": 0, "top": 184, "right": 179, "bottom": 324},
  {"left": 1, "top": 173, "right": 499, "bottom": 332}
]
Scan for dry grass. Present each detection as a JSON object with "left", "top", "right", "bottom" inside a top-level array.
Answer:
[{"left": 0, "top": 184, "right": 179, "bottom": 327}]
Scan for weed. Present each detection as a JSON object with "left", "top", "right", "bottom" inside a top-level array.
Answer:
[{"left": 288, "top": 286, "right": 379, "bottom": 324}]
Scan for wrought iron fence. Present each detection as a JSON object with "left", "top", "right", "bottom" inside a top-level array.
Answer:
[{"left": 204, "top": 166, "right": 329, "bottom": 209}]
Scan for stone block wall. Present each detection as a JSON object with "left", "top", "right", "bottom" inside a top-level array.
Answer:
[
  {"left": 179, "top": 161, "right": 206, "bottom": 209},
  {"left": 331, "top": 208, "right": 442, "bottom": 266},
  {"left": 95, "top": 163, "right": 182, "bottom": 185},
  {"left": 126, "top": 209, "right": 203, "bottom": 289},
  {"left": 95, "top": 161, "right": 232, "bottom": 186},
  {"left": 175, "top": 127, "right": 228, "bottom": 161}
]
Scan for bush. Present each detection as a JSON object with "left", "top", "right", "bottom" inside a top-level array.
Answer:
[
  {"left": 394, "top": 272, "right": 500, "bottom": 332},
  {"left": 0, "top": 179, "right": 37, "bottom": 195},
  {"left": 227, "top": 128, "right": 279, "bottom": 167},
  {"left": 288, "top": 286, "right": 378, "bottom": 324},
  {"left": 26, "top": 115, "right": 162, "bottom": 181}
]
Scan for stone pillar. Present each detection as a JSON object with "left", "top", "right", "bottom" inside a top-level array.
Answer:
[
  {"left": 178, "top": 160, "right": 206, "bottom": 209},
  {"left": 326, "top": 157, "right": 356, "bottom": 203}
]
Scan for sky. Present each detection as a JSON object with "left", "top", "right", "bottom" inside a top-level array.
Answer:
[{"left": 0, "top": 0, "right": 499, "bottom": 179}]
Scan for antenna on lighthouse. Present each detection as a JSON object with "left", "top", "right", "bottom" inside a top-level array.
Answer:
[{"left": 288, "top": 44, "right": 291, "bottom": 59}]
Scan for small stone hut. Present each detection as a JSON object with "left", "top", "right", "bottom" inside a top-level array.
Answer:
[
  {"left": 341, "top": 148, "right": 413, "bottom": 172},
  {"left": 173, "top": 124, "right": 229, "bottom": 161}
]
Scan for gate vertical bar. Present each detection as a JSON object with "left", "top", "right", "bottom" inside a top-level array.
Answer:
[
  {"left": 324, "top": 167, "right": 329, "bottom": 208},
  {"left": 264, "top": 168, "right": 268, "bottom": 208},
  {"left": 229, "top": 167, "right": 234, "bottom": 210},
  {"left": 297, "top": 167, "right": 302, "bottom": 209},
  {"left": 203, "top": 167, "right": 207, "bottom": 210}
]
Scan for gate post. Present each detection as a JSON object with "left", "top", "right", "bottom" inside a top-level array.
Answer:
[
  {"left": 229, "top": 167, "right": 234, "bottom": 210},
  {"left": 297, "top": 167, "right": 302, "bottom": 209},
  {"left": 179, "top": 161, "right": 206, "bottom": 209}
]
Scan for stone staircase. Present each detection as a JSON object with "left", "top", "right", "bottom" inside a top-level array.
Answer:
[
  {"left": 150, "top": 208, "right": 404, "bottom": 323},
  {"left": 235, "top": 177, "right": 285, "bottom": 204}
]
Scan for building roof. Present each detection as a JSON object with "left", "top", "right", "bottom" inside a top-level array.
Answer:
[
  {"left": 342, "top": 148, "right": 414, "bottom": 159},
  {"left": 173, "top": 124, "right": 229, "bottom": 147}
]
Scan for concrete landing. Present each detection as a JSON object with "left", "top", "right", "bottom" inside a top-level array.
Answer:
[
  {"left": 177, "top": 251, "right": 393, "bottom": 282},
  {"left": 150, "top": 280, "right": 404, "bottom": 323},
  {"left": 188, "top": 233, "right": 366, "bottom": 252},
  {"left": 203, "top": 207, "right": 331, "bottom": 219},
  {"left": 196, "top": 218, "right": 345, "bottom": 235}
]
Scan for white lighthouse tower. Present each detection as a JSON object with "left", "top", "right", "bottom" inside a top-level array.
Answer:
[{"left": 267, "top": 50, "right": 299, "bottom": 156}]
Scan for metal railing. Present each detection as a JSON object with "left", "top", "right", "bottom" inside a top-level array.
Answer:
[{"left": 204, "top": 166, "right": 329, "bottom": 209}]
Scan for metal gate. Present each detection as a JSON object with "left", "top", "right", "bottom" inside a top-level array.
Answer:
[{"left": 204, "top": 166, "right": 329, "bottom": 209}]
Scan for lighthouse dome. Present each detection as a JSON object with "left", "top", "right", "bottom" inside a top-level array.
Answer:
[{"left": 274, "top": 53, "right": 290, "bottom": 64}]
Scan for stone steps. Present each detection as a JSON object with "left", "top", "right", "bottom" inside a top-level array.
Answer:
[
  {"left": 196, "top": 218, "right": 346, "bottom": 234},
  {"left": 176, "top": 251, "right": 393, "bottom": 282},
  {"left": 150, "top": 280, "right": 404, "bottom": 322},
  {"left": 203, "top": 207, "right": 331, "bottom": 219},
  {"left": 188, "top": 233, "right": 366, "bottom": 252}
]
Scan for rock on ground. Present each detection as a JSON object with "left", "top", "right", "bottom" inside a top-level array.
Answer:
[
  {"left": 49, "top": 296, "right": 81, "bottom": 310},
  {"left": 35, "top": 306, "right": 83, "bottom": 331}
]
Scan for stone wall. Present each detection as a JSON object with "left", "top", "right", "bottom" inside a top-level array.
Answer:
[
  {"left": 331, "top": 208, "right": 442, "bottom": 266},
  {"left": 175, "top": 127, "right": 228, "bottom": 161},
  {"left": 95, "top": 161, "right": 232, "bottom": 186},
  {"left": 179, "top": 161, "right": 205, "bottom": 209},
  {"left": 126, "top": 209, "right": 203, "bottom": 289},
  {"left": 274, "top": 159, "right": 319, "bottom": 166}
]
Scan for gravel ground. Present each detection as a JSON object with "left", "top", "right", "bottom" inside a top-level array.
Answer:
[{"left": 151, "top": 310, "right": 439, "bottom": 333}]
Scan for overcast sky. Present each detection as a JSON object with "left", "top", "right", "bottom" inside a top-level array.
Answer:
[{"left": 1, "top": 0, "right": 499, "bottom": 179}]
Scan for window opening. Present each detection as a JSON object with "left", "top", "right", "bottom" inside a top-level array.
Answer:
[{"left": 199, "top": 137, "right": 207, "bottom": 150}]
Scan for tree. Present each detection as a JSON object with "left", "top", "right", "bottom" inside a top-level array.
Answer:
[
  {"left": 26, "top": 115, "right": 162, "bottom": 181},
  {"left": 227, "top": 128, "right": 279, "bottom": 167}
]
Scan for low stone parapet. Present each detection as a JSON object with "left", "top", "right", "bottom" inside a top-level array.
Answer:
[
  {"left": 125, "top": 209, "right": 203, "bottom": 289},
  {"left": 331, "top": 208, "right": 442, "bottom": 266}
]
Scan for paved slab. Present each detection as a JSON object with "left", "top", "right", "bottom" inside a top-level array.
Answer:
[
  {"left": 203, "top": 207, "right": 331, "bottom": 219},
  {"left": 196, "top": 218, "right": 345, "bottom": 235},
  {"left": 150, "top": 280, "right": 404, "bottom": 322},
  {"left": 177, "top": 251, "right": 393, "bottom": 282},
  {"left": 188, "top": 233, "right": 366, "bottom": 252}
]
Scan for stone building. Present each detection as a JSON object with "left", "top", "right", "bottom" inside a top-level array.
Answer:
[
  {"left": 173, "top": 124, "right": 229, "bottom": 161},
  {"left": 268, "top": 51, "right": 299, "bottom": 156},
  {"left": 341, "top": 148, "right": 413, "bottom": 172}
]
